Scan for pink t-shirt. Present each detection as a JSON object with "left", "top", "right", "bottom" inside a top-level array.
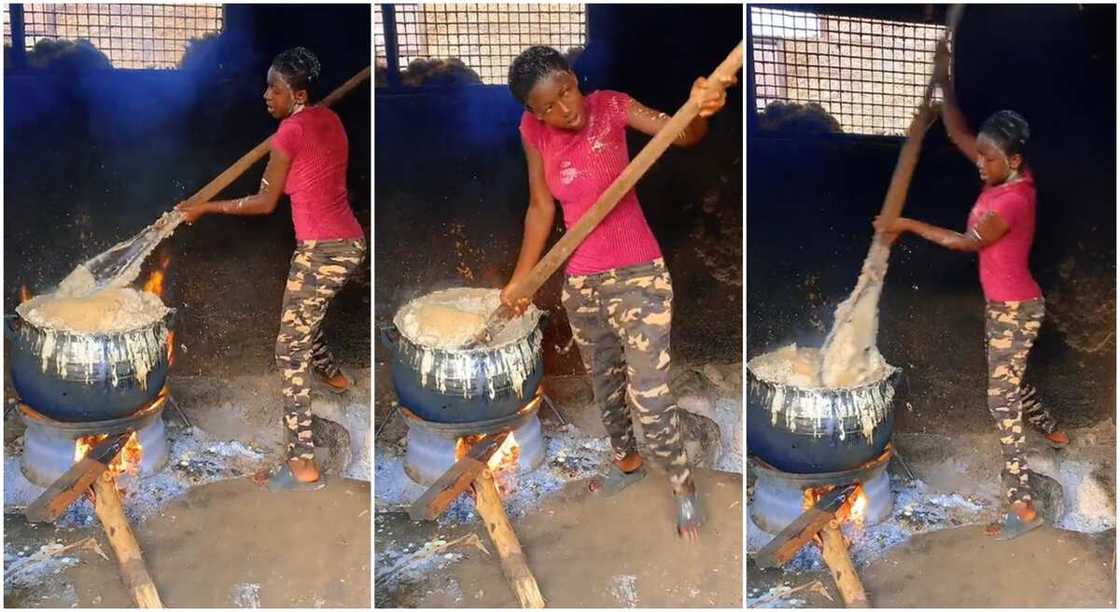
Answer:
[
  {"left": 519, "top": 90, "right": 662, "bottom": 276},
  {"left": 967, "top": 170, "right": 1042, "bottom": 302},
  {"left": 272, "top": 106, "right": 364, "bottom": 241}
]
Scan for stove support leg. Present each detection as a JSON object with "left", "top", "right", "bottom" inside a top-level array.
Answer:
[
  {"left": 472, "top": 469, "right": 546, "bottom": 608},
  {"left": 820, "top": 521, "right": 869, "bottom": 608},
  {"left": 92, "top": 475, "right": 164, "bottom": 608}
]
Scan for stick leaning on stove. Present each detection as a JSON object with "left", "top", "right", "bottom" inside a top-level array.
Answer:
[{"left": 461, "top": 42, "right": 745, "bottom": 349}]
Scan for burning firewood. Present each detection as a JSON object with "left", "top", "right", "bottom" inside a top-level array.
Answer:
[{"left": 23, "top": 430, "right": 165, "bottom": 608}]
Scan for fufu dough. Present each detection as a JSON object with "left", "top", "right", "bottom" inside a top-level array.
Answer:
[
  {"left": 17, "top": 287, "right": 169, "bottom": 334},
  {"left": 748, "top": 342, "right": 886, "bottom": 390},
  {"left": 413, "top": 303, "right": 487, "bottom": 344},
  {"left": 395, "top": 287, "right": 540, "bottom": 350}
]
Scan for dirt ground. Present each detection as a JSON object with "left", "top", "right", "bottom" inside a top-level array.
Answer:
[
  {"left": 377, "top": 467, "right": 742, "bottom": 608},
  {"left": 749, "top": 524, "right": 1115, "bottom": 608},
  {"left": 5, "top": 477, "right": 370, "bottom": 608}
]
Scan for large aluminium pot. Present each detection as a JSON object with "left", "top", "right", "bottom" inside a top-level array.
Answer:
[
  {"left": 747, "top": 361, "right": 899, "bottom": 473},
  {"left": 5, "top": 309, "right": 175, "bottom": 422},
  {"left": 379, "top": 310, "right": 544, "bottom": 424}
]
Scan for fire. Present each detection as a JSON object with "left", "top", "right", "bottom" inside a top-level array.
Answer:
[
  {"left": 142, "top": 253, "right": 172, "bottom": 298},
  {"left": 455, "top": 432, "right": 522, "bottom": 496},
  {"left": 166, "top": 331, "right": 176, "bottom": 366},
  {"left": 19, "top": 285, "right": 31, "bottom": 303},
  {"left": 74, "top": 432, "right": 143, "bottom": 477},
  {"left": 803, "top": 483, "right": 869, "bottom": 525}
]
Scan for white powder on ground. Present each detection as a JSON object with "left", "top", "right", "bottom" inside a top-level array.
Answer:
[
  {"left": 17, "top": 288, "right": 169, "bottom": 334},
  {"left": 394, "top": 288, "right": 540, "bottom": 350}
]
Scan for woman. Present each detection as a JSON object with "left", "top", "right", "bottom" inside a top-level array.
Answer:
[
  {"left": 177, "top": 47, "right": 366, "bottom": 491},
  {"left": 876, "top": 41, "right": 1068, "bottom": 540},
  {"left": 501, "top": 46, "right": 734, "bottom": 539}
]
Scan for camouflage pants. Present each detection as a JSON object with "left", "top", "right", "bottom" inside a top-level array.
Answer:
[
  {"left": 277, "top": 239, "right": 366, "bottom": 460},
  {"left": 985, "top": 298, "right": 1048, "bottom": 505},
  {"left": 561, "top": 258, "right": 693, "bottom": 495}
]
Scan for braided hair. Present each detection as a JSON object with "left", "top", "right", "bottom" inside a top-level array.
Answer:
[
  {"left": 271, "top": 47, "right": 322, "bottom": 98},
  {"left": 979, "top": 110, "right": 1030, "bottom": 158},
  {"left": 508, "top": 46, "right": 570, "bottom": 107}
]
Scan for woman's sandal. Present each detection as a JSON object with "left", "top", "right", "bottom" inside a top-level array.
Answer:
[
  {"left": 987, "top": 511, "right": 1044, "bottom": 541},
  {"left": 587, "top": 464, "right": 646, "bottom": 497},
  {"left": 316, "top": 369, "right": 353, "bottom": 394},
  {"left": 263, "top": 464, "right": 327, "bottom": 492},
  {"left": 676, "top": 492, "right": 704, "bottom": 539},
  {"left": 1045, "top": 431, "right": 1070, "bottom": 450}
]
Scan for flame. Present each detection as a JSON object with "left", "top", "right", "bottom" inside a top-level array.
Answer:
[
  {"left": 19, "top": 285, "right": 31, "bottom": 303},
  {"left": 166, "top": 331, "right": 176, "bottom": 367},
  {"left": 849, "top": 487, "right": 868, "bottom": 523},
  {"left": 802, "top": 483, "right": 869, "bottom": 525},
  {"left": 142, "top": 253, "right": 172, "bottom": 298},
  {"left": 456, "top": 432, "right": 522, "bottom": 497},
  {"left": 74, "top": 432, "right": 143, "bottom": 477}
]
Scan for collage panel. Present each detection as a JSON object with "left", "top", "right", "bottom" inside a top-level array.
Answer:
[
  {"left": 373, "top": 2, "right": 745, "bottom": 608},
  {"left": 745, "top": 3, "right": 1116, "bottom": 608},
  {"left": 3, "top": 3, "right": 372, "bottom": 608}
]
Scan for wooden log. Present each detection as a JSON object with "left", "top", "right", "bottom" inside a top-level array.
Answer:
[
  {"left": 819, "top": 521, "right": 869, "bottom": 608},
  {"left": 409, "top": 431, "right": 510, "bottom": 521},
  {"left": 25, "top": 431, "right": 131, "bottom": 524},
  {"left": 754, "top": 483, "right": 855, "bottom": 568},
  {"left": 472, "top": 469, "right": 545, "bottom": 608},
  {"left": 92, "top": 475, "right": 164, "bottom": 608}
]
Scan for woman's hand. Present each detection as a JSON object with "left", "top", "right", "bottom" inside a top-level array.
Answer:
[
  {"left": 873, "top": 215, "right": 910, "bottom": 245},
  {"left": 175, "top": 200, "right": 211, "bottom": 224},
  {"left": 500, "top": 281, "right": 532, "bottom": 316},
  {"left": 689, "top": 75, "right": 735, "bottom": 118},
  {"left": 910, "top": 100, "right": 941, "bottom": 138}
]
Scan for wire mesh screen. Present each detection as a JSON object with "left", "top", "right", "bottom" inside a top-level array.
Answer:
[
  {"left": 751, "top": 7, "right": 944, "bottom": 135},
  {"left": 8, "top": 4, "right": 223, "bottom": 69},
  {"left": 374, "top": 5, "right": 387, "bottom": 70},
  {"left": 3, "top": 7, "right": 12, "bottom": 47},
  {"left": 376, "top": 3, "right": 586, "bottom": 85}
]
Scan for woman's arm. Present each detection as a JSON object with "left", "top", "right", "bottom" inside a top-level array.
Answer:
[
  {"left": 934, "top": 39, "right": 978, "bottom": 161},
  {"left": 625, "top": 75, "right": 735, "bottom": 148},
  {"left": 176, "top": 149, "right": 292, "bottom": 222},
  {"left": 880, "top": 212, "right": 1008, "bottom": 252},
  {"left": 501, "top": 138, "right": 557, "bottom": 310}
]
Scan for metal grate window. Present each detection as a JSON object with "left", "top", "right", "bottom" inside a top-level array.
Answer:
[
  {"left": 4, "top": 4, "right": 223, "bottom": 70},
  {"left": 376, "top": 3, "right": 587, "bottom": 85},
  {"left": 751, "top": 7, "right": 944, "bottom": 135}
]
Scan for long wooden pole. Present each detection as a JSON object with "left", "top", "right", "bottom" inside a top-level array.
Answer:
[
  {"left": 819, "top": 522, "right": 869, "bottom": 608},
  {"left": 472, "top": 470, "right": 545, "bottom": 608},
  {"left": 181, "top": 66, "right": 371, "bottom": 206},
  {"left": 92, "top": 475, "right": 164, "bottom": 608},
  {"left": 467, "top": 42, "right": 744, "bottom": 347}
]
